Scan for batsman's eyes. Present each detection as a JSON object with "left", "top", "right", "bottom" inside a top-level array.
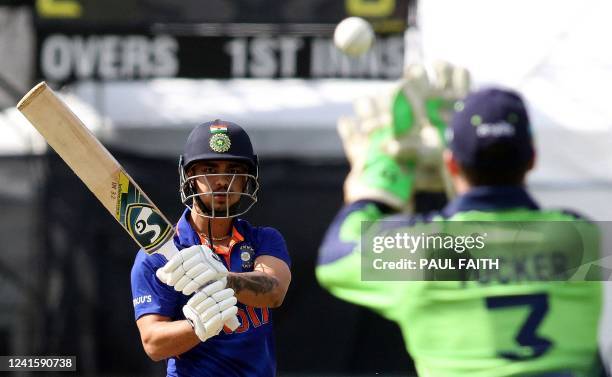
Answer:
[
  {"left": 228, "top": 167, "right": 247, "bottom": 174},
  {"left": 194, "top": 167, "right": 247, "bottom": 175}
]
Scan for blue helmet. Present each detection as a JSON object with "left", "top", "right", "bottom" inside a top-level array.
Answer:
[{"left": 179, "top": 120, "right": 259, "bottom": 218}]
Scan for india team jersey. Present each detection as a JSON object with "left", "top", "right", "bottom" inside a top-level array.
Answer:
[
  {"left": 317, "top": 187, "right": 602, "bottom": 377},
  {"left": 131, "top": 209, "right": 291, "bottom": 377}
]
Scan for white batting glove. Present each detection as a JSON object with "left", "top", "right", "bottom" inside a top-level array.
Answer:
[
  {"left": 156, "top": 244, "right": 228, "bottom": 296},
  {"left": 182, "top": 281, "right": 239, "bottom": 342}
]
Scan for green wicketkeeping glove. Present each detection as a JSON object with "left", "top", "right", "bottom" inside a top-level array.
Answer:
[{"left": 340, "top": 61, "right": 470, "bottom": 211}]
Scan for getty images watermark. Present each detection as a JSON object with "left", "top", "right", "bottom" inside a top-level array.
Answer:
[
  {"left": 361, "top": 221, "right": 610, "bottom": 282},
  {"left": 371, "top": 231, "right": 493, "bottom": 270}
]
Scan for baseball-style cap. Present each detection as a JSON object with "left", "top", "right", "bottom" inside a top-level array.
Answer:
[
  {"left": 447, "top": 88, "right": 534, "bottom": 170},
  {"left": 182, "top": 119, "right": 258, "bottom": 175}
]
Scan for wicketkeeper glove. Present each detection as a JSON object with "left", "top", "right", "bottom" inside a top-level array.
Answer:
[
  {"left": 340, "top": 61, "right": 470, "bottom": 210},
  {"left": 182, "top": 280, "right": 239, "bottom": 342}
]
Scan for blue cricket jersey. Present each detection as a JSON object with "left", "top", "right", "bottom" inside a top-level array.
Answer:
[{"left": 131, "top": 209, "right": 291, "bottom": 377}]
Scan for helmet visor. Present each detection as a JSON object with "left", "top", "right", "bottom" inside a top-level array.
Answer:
[{"left": 180, "top": 172, "right": 259, "bottom": 218}]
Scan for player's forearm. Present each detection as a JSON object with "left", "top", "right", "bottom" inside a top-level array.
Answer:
[
  {"left": 227, "top": 271, "right": 285, "bottom": 308},
  {"left": 318, "top": 200, "right": 388, "bottom": 266},
  {"left": 140, "top": 319, "right": 200, "bottom": 362},
  {"left": 316, "top": 200, "right": 404, "bottom": 320}
]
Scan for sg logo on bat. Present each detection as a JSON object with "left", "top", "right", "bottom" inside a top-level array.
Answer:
[
  {"left": 126, "top": 204, "right": 172, "bottom": 251},
  {"left": 115, "top": 171, "right": 173, "bottom": 252}
]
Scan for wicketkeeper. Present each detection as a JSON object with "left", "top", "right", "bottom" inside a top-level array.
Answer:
[{"left": 317, "top": 62, "right": 604, "bottom": 376}]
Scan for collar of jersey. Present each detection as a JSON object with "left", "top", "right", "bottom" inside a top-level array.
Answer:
[
  {"left": 442, "top": 185, "right": 539, "bottom": 217},
  {"left": 174, "top": 208, "right": 246, "bottom": 251}
]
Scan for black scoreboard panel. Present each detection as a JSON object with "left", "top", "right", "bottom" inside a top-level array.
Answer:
[
  {"left": 36, "top": 0, "right": 407, "bottom": 27},
  {"left": 35, "top": 0, "right": 409, "bottom": 83},
  {"left": 37, "top": 0, "right": 357, "bottom": 24}
]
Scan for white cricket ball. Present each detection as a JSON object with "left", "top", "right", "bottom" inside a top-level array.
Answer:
[{"left": 333, "top": 17, "right": 375, "bottom": 57}]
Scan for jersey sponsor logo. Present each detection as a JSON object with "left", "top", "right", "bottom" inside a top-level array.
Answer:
[
  {"left": 133, "top": 295, "right": 152, "bottom": 307},
  {"left": 475, "top": 121, "right": 516, "bottom": 137}
]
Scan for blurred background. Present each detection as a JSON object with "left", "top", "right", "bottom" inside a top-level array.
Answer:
[{"left": 0, "top": 0, "right": 611, "bottom": 376}]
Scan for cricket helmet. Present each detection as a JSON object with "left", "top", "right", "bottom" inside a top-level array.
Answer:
[{"left": 179, "top": 120, "right": 259, "bottom": 218}]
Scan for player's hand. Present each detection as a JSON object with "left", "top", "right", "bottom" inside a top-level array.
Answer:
[
  {"left": 182, "top": 280, "right": 239, "bottom": 342},
  {"left": 156, "top": 244, "right": 228, "bottom": 296},
  {"left": 340, "top": 61, "right": 470, "bottom": 209},
  {"left": 396, "top": 61, "right": 470, "bottom": 195}
]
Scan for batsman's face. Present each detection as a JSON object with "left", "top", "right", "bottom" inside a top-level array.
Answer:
[{"left": 188, "top": 161, "right": 248, "bottom": 210}]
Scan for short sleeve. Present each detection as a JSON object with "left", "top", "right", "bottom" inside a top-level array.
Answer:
[
  {"left": 130, "top": 251, "right": 184, "bottom": 321},
  {"left": 255, "top": 227, "right": 291, "bottom": 268}
]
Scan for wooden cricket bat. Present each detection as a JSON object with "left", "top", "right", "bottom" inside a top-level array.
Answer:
[
  {"left": 17, "top": 82, "right": 240, "bottom": 329},
  {"left": 17, "top": 82, "right": 178, "bottom": 258},
  {"left": 17, "top": 82, "right": 240, "bottom": 331}
]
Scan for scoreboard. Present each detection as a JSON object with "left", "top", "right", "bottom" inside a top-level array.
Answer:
[
  {"left": 35, "top": 0, "right": 409, "bottom": 83},
  {"left": 36, "top": 0, "right": 407, "bottom": 26}
]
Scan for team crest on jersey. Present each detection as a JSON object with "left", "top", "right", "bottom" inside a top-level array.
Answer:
[
  {"left": 210, "top": 133, "right": 231, "bottom": 153},
  {"left": 240, "top": 244, "right": 255, "bottom": 270}
]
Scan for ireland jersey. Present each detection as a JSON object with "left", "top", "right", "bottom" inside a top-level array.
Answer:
[{"left": 317, "top": 187, "right": 602, "bottom": 377}]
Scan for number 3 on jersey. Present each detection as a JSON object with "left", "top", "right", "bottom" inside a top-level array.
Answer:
[{"left": 486, "top": 293, "right": 553, "bottom": 360}]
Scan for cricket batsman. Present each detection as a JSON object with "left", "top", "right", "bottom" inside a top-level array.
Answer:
[
  {"left": 131, "top": 120, "right": 291, "bottom": 377},
  {"left": 317, "top": 64, "right": 604, "bottom": 376}
]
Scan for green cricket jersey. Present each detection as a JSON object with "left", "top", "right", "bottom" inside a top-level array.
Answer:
[{"left": 317, "top": 187, "right": 602, "bottom": 377}]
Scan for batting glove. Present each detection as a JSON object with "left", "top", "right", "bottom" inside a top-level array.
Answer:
[
  {"left": 156, "top": 244, "right": 228, "bottom": 296},
  {"left": 182, "top": 280, "right": 239, "bottom": 342}
]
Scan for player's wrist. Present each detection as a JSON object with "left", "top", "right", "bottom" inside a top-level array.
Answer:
[
  {"left": 344, "top": 156, "right": 415, "bottom": 210},
  {"left": 183, "top": 317, "right": 203, "bottom": 341},
  {"left": 184, "top": 318, "right": 196, "bottom": 330}
]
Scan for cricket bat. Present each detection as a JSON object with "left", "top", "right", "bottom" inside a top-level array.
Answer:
[
  {"left": 17, "top": 82, "right": 239, "bottom": 329},
  {"left": 18, "top": 82, "right": 177, "bottom": 257}
]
